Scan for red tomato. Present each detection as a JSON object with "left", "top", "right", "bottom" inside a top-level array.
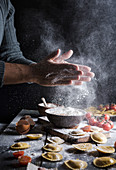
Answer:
[
  {"left": 108, "top": 120, "right": 114, "bottom": 129},
  {"left": 85, "top": 112, "right": 92, "bottom": 120},
  {"left": 114, "top": 141, "right": 116, "bottom": 148},
  {"left": 97, "top": 116, "right": 103, "bottom": 122},
  {"left": 102, "top": 122, "right": 111, "bottom": 131},
  {"left": 111, "top": 104, "right": 116, "bottom": 111},
  {"left": 102, "top": 114, "right": 110, "bottom": 120},
  {"left": 114, "top": 107, "right": 116, "bottom": 111},
  {"left": 96, "top": 120, "right": 105, "bottom": 128},
  {"left": 13, "top": 151, "right": 24, "bottom": 158},
  {"left": 105, "top": 104, "right": 110, "bottom": 111},
  {"left": 81, "top": 125, "right": 91, "bottom": 132},
  {"left": 18, "top": 155, "right": 32, "bottom": 166},
  {"left": 88, "top": 117, "right": 98, "bottom": 126}
]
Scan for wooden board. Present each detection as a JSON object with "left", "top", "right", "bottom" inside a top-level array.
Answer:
[{"left": 38, "top": 116, "right": 110, "bottom": 144}]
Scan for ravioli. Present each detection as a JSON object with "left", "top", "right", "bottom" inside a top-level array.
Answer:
[
  {"left": 69, "top": 130, "right": 86, "bottom": 136},
  {"left": 97, "top": 146, "right": 115, "bottom": 154},
  {"left": 26, "top": 134, "right": 43, "bottom": 140},
  {"left": 90, "top": 126, "right": 103, "bottom": 132},
  {"left": 65, "top": 159, "right": 88, "bottom": 169},
  {"left": 42, "top": 152, "right": 63, "bottom": 161},
  {"left": 10, "top": 142, "right": 30, "bottom": 150},
  {"left": 72, "top": 143, "right": 92, "bottom": 151},
  {"left": 93, "top": 157, "right": 116, "bottom": 168},
  {"left": 47, "top": 136, "right": 64, "bottom": 144},
  {"left": 43, "top": 143, "right": 62, "bottom": 152},
  {"left": 91, "top": 132, "right": 107, "bottom": 144}
]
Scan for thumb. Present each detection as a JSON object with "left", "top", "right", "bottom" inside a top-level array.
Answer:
[
  {"left": 46, "top": 49, "right": 61, "bottom": 61},
  {"left": 53, "top": 50, "right": 73, "bottom": 63}
]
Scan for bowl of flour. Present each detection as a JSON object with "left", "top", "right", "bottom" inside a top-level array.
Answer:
[{"left": 45, "top": 107, "right": 86, "bottom": 128}]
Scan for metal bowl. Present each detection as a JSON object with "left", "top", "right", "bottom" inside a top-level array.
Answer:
[{"left": 45, "top": 107, "right": 86, "bottom": 128}]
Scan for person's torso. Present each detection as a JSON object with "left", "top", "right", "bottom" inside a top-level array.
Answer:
[{"left": 0, "top": 0, "right": 14, "bottom": 46}]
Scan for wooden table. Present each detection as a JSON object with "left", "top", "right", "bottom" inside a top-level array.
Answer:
[{"left": 0, "top": 110, "right": 116, "bottom": 170}]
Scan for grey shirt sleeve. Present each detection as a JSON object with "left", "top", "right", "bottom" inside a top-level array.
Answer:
[{"left": 0, "top": 0, "right": 36, "bottom": 87}]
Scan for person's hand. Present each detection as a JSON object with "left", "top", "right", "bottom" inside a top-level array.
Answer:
[{"left": 31, "top": 49, "right": 95, "bottom": 86}]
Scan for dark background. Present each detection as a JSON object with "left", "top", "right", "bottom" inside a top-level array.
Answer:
[{"left": 0, "top": 0, "right": 116, "bottom": 122}]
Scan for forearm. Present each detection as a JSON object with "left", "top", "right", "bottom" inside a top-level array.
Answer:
[{"left": 4, "top": 62, "right": 34, "bottom": 85}]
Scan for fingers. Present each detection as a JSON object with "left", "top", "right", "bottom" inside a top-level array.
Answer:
[
  {"left": 53, "top": 50, "right": 73, "bottom": 63},
  {"left": 83, "top": 72, "right": 95, "bottom": 78},
  {"left": 52, "top": 62, "right": 79, "bottom": 73},
  {"left": 70, "top": 76, "right": 92, "bottom": 83},
  {"left": 71, "top": 81, "right": 83, "bottom": 85},
  {"left": 50, "top": 80, "right": 83, "bottom": 86},
  {"left": 78, "top": 65, "right": 95, "bottom": 78},
  {"left": 44, "top": 63, "right": 93, "bottom": 84},
  {"left": 59, "top": 69, "right": 82, "bottom": 76},
  {"left": 57, "top": 75, "right": 80, "bottom": 81},
  {"left": 46, "top": 49, "right": 73, "bottom": 62},
  {"left": 59, "top": 64, "right": 94, "bottom": 78},
  {"left": 79, "top": 76, "right": 91, "bottom": 82},
  {"left": 45, "top": 70, "right": 82, "bottom": 83},
  {"left": 78, "top": 65, "right": 91, "bottom": 72},
  {"left": 46, "top": 49, "right": 61, "bottom": 61},
  {"left": 80, "top": 70, "right": 95, "bottom": 78},
  {"left": 53, "top": 56, "right": 95, "bottom": 78},
  {"left": 61, "top": 50, "right": 73, "bottom": 60}
]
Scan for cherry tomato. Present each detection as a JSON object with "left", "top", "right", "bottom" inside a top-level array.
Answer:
[
  {"left": 114, "top": 106, "right": 116, "bottom": 111},
  {"left": 18, "top": 155, "right": 32, "bottom": 166},
  {"left": 13, "top": 151, "right": 24, "bottom": 158},
  {"left": 97, "top": 116, "right": 103, "bottom": 122},
  {"left": 81, "top": 125, "right": 91, "bottom": 132},
  {"left": 88, "top": 117, "right": 98, "bottom": 126},
  {"left": 85, "top": 112, "right": 92, "bottom": 120},
  {"left": 102, "top": 114, "right": 110, "bottom": 120},
  {"left": 111, "top": 103, "right": 116, "bottom": 111},
  {"left": 108, "top": 120, "right": 114, "bottom": 129},
  {"left": 114, "top": 141, "right": 116, "bottom": 148},
  {"left": 102, "top": 122, "right": 111, "bottom": 131},
  {"left": 104, "top": 104, "right": 110, "bottom": 111},
  {"left": 96, "top": 120, "right": 105, "bottom": 128}
]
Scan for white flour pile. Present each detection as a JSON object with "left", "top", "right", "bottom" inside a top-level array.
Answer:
[{"left": 46, "top": 107, "right": 85, "bottom": 116}]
